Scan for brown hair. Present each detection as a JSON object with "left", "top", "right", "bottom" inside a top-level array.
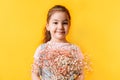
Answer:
[{"left": 43, "top": 5, "right": 71, "bottom": 43}]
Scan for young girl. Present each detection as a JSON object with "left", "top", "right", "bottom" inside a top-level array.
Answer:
[{"left": 32, "top": 5, "right": 84, "bottom": 80}]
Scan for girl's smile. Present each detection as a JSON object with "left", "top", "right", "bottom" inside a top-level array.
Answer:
[{"left": 56, "top": 30, "right": 65, "bottom": 34}]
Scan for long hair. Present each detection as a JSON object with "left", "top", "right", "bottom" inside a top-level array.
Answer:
[{"left": 43, "top": 5, "right": 71, "bottom": 43}]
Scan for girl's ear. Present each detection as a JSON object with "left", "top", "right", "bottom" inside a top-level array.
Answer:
[{"left": 46, "top": 24, "right": 50, "bottom": 31}]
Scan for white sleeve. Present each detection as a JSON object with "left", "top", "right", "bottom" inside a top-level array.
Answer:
[
  {"left": 72, "top": 44, "right": 84, "bottom": 60},
  {"left": 76, "top": 46, "right": 84, "bottom": 60},
  {"left": 32, "top": 44, "right": 45, "bottom": 74},
  {"left": 33, "top": 44, "right": 45, "bottom": 60}
]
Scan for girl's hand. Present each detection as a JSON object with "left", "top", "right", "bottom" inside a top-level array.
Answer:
[
  {"left": 76, "top": 70, "right": 84, "bottom": 80},
  {"left": 32, "top": 72, "right": 40, "bottom": 80}
]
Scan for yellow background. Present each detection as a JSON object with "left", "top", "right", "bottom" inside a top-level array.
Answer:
[{"left": 0, "top": 0, "right": 120, "bottom": 80}]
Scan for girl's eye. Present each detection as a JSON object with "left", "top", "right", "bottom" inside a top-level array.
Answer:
[
  {"left": 63, "top": 22, "right": 68, "bottom": 25},
  {"left": 53, "top": 22, "right": 58, "bottom": 24}
]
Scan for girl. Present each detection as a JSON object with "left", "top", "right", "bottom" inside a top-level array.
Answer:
[{"left": 32, "top": 5, "right": 84, "bottom": 80}]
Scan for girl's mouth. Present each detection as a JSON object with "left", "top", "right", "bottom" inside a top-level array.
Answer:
[{"left": 56, "top": 31, "right": 65, "bottom": 34}]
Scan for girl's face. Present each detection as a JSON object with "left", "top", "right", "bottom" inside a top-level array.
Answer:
[{"left": 46, "top": 11, "right": 70, "bottom": 42}]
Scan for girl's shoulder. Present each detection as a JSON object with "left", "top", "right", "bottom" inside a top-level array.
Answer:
[
  {"left": 37, "top": 43, "right": 47, "bottom": 50},
  {"left": 70, "top": 43, "right": 84, "bottom": 59},
  {"left": 33, "top": 43, "right": 47, "bottom": 60},
  {"left": 70, "top": 43, "right": 81, "bottom": 50}
]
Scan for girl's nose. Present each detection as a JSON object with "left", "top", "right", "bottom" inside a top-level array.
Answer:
[{"left": 58, "top": 23, "right": 64, "bottom": 29}]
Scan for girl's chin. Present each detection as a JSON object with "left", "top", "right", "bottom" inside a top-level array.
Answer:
[{"left": 55, "top": 35, "right": 66, "bottom": 40}]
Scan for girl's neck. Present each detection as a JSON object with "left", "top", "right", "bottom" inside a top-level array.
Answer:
[{"left": 50, "top": 38, "right": 68, "bottom": 43}]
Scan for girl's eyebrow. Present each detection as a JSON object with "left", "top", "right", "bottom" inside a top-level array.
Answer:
[
  {"left": 63, "top": 19, "right": 69, "bottom": 21},
  {"left": 52, "top": 19, "right": 59, "bottom": 21},
  {"left": 52, "top": 19, "right": 69, "bottom": 21}
]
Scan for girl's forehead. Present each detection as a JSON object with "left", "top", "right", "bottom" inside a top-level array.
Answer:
[{"left": 50, "top": 12, "right": 69, "bottom": 21}]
